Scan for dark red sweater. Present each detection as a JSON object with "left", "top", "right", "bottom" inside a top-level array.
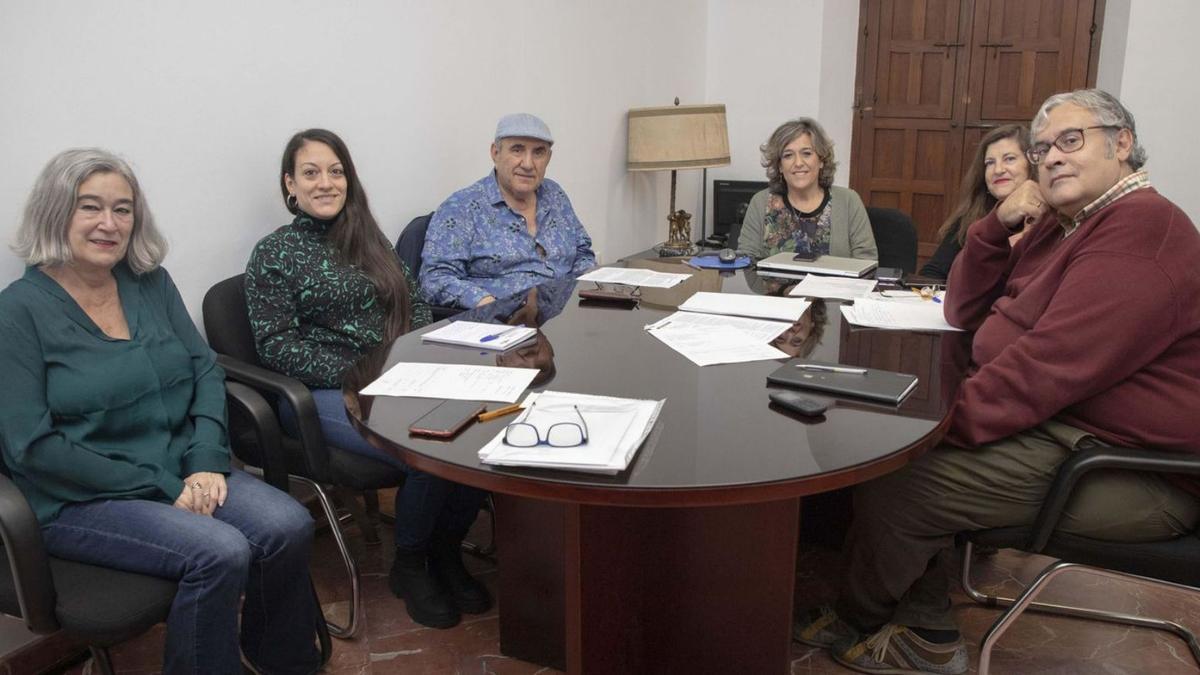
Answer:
[{"left": 944, "top": 188, "right": 1200, "bottom": 453}]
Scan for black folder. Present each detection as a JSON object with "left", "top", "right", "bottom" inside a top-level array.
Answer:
[{"left": 766, "top": 360, "right": 919, "bottom": 405}]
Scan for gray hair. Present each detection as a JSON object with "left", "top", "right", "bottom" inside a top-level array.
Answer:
[
  {"left": 12, "top": 148, "right": 167, "bottom": 274},
  {"left": 760, "top": 117, "right": 839, "bottom": 193},
  {"left": 1031, "top": 89, "right": 1148, "bottom": 170}
]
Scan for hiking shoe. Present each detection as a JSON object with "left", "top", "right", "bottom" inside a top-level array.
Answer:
[
  {"left": 833, "top": 624, "right": 968, "bottom": 674},
  {"left": 792, "top": 604, "right": 858, "bottom": 648}
]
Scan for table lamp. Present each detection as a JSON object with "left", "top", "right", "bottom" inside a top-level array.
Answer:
[{"left": 628, "top": 101, "right": 730, "bottom": 256}]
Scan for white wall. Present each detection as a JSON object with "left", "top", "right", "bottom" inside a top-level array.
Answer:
[
  {"left": 1098, "top": 0, "right": 1200, "bottom": 222},
  {"left": 0, "top": 0, "right": 708, "bottom": 318},
  {"left": 703, "top": 0, "right": 859, "bottom": 234}
]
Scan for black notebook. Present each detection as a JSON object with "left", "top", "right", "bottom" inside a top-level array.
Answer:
[{"left": 766, "top": 360, "right": 919, "bottom": 405}]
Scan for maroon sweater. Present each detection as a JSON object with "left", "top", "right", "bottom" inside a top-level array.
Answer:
[{"left": 944, "top": 188, "right": 1200, "bottom": 454}]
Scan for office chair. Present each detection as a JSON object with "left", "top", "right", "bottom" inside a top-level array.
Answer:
[
  {"left": 865, "top": 207, "right": 918, "bottom": 274},
  {"left": 0, "top": 383, "right": 330, "bottom": 674},
  {"left": 395, "top": 212, "right": 465, "bottom": 322},
  {"left": 203, "top": 274, "right": 408, "bottom": 639},
  {"left": 959, "top": 445, "right": 1200, "bottom": 674}
]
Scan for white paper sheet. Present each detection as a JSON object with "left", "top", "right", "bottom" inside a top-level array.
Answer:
[
  {"left": 788, "top": 275, "right": 878, "bottom": 300},
  {"left": 678, "top": 291, "right": 810, "bottom": 322},
  {"left": 419, "top": 321, "right": 537, "bottom": 350},
  {"left": 840, "top": 296, "right": 964, "bottom": 332},
  {"left": 359, "top": 362, "right": 539, "bottom": 402},
  {"left": 646, "top": 322, "right": 790, "bottom": 366},
  {"left": 644, "top": 311, "right": 793, "bottom": 343},
  {"left": 575, "top": 266, "right": 692, "bottom": 288},
  {"left": 477, "top": 391, "right": 664, "bottom": 474}
]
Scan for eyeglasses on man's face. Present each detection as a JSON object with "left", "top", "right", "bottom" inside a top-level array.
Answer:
[
  {"left": 1026, "top": 125, "right": 1121, "bottom": 165},
  {"left": 503, "top": 404, "right": 590, "bottom": 448}
]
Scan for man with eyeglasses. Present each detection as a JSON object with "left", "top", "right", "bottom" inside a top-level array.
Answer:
[{"left": 794, "top": 89, "right": 1200, "bottom": 674}]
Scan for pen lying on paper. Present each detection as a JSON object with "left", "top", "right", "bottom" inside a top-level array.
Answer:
[
  {"left": 478, "top": 403, "right": 524, "bottom": 422},
  {"left": 480, "top": 325, "right": 525, "bottom": 342},
  {"left": 796, "top": 364, "right": 868, "bottom": 375}
]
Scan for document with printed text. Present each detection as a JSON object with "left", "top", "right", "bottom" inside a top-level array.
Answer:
[
  {"left": 576, "top": 267, "right": 692, "bottom": 288},
  {"left": 359, "top": 362, "right": 539, "bottom": 402}
]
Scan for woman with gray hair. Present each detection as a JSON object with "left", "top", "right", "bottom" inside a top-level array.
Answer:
[
  {"left": 0, "top": 148, "right": 321, "bottom": 674},
  {"left": 737, "top": 117, "right": 877, "bottom": 260}
]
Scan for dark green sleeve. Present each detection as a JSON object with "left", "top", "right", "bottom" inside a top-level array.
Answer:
[
  {"left": 157, "top": 269, "right": 230, "bottom": 477},
  {"left": 403, "top": 261, "right": 433, "bottom": 330},
  {"left": 244, "top": 236, "right": 356, "bottom": 388},
  {"left": 0, "top": 305, "right": 184, "bottom": 504}
]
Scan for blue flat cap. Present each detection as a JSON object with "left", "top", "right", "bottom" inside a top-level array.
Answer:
[{"left": 495, "top": 113, "right": 554, "bottom": 144}]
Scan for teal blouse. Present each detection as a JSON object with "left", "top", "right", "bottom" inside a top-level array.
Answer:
[
  {"left": 245, "top": 214, "right": 432, "bottom": 388},
  {"left": 0, "top": 264, "right": 230, "bottom": 524}
]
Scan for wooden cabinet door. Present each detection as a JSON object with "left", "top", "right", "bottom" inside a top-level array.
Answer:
[
  {"left": 969, "top": 0, "right": 1096, "bottom": 122},
  {"left": 869, "top": 0, "right": 966, "bottom": 119}
]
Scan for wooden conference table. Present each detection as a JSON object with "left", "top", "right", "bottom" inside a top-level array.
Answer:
[{"left": 344, "top": 258, "right": 968, "bottom": 674}]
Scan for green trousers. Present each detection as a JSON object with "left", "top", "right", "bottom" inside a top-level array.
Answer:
[{"left": 835, "top": 419, "right": 1200, "bottom": 632}]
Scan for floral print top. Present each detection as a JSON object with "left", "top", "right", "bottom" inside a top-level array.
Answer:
[{"left": 761, "top": 190, "right": 834, "bottom": 258}]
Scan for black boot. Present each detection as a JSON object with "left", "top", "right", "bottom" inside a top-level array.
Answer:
[
  {"left": 429, "top": 534, "right": 493, "bottom": 614},
  {"left": 389, "top": 547, "right": 460, "bottom": 628}
]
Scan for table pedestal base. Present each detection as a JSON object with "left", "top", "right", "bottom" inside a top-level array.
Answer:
[{"left": 495, "top": 495, "right": 801, "bottom": 674}]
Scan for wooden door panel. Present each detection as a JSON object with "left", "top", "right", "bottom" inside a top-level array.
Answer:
[
  {"left": 975, "top": 0, "right": 1087, "bottom": 121},
  {"left": 873, "top": 0, "right": 963, "bottom": 119},
  {"left": 858, "top": 119, "right": 961, "bottom": 247}
]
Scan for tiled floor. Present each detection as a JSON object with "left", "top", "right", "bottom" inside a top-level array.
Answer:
[{"left": 46, "top": 491, "right": 1200, "bottom": 674}]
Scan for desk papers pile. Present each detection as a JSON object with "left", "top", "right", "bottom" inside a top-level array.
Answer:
[
  {"left": 576, "top": 267, "right": 692, "bottom": 288},
  {"left": 420, "top": 321, "right": 537, "bottom": 350},
  {"left": 477, "top": 391, "right": 664, "bottom": 474},
  {"left": 644, "top": 312, "right": 791, "bottom": 366},
  {"left": 840, "top": 295, "right": 964, "bottom": 332},
  {"left": 788, "top": 275, "right": 877, "bottom": 300},
  {"left": 678, "top": 291, "right": 810, "bottom": 322},
  {"left": 360, "top": 362, "right": 539, "bottom": 402}
]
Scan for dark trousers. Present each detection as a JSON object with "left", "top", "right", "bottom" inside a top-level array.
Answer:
[{"left": 835, "top": 419, "right": 1200, "bottom": 632}]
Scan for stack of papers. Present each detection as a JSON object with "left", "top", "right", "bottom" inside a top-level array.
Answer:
[
  {"left": 840, "top": 295, "right": 964, "bottom": 332},
  {"left": 788, "top": 275, "right": 877, "bottom": 300},
  {"left": 420, "top": 321, "right": 537, "bottom": 350},
  {"left": 576, "top": 267, "right": 692, "bottom": 288},
  {"left": 360, "top": 362, "right": 539, "bottom": 401},
  {"left": 643, "top": 312, "right": 792, "bottom": 366},
  {"left": 477, "top": 391, "right": 664, "bottom": 474},
  {"left": 678, "top": 291, "right": 810, "bottom": 322}
]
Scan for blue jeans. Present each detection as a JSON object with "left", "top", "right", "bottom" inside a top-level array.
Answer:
[
  {"left": 42, "top": 470, "right": 320, "bottom": 675},
  {"left": 281, "top": 389, "right": 486, "bottom": 550}
]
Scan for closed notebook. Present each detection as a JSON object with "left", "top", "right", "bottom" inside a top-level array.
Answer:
[{"left": 766, "top": 360, "right": 919, "bottom": 405}]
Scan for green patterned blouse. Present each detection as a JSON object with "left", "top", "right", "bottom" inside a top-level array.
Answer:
[{"left": 245, "top": 214, "right": 432, "bottom": 388}]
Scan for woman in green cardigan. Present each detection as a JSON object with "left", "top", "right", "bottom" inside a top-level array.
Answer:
[
  {"left": 737, "top": 117, "right": 878, "bottom": 261},
  {"left": 0, "top": 149, "right": 320, "bottom": 674}
]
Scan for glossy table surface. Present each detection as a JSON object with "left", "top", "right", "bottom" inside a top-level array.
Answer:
[{"left": 345, "top": 258, "right": 968, "bottom": 506}]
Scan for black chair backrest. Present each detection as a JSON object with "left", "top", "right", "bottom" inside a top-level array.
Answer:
[
  {"left": 202, "top": 274, "right": 261, "bottom": 366},
  {"left": 395, "top": 212, "right": 434, "bottom": 279},
  {"left": 866, "top": 207, "right": 918, "bottom": 274}
]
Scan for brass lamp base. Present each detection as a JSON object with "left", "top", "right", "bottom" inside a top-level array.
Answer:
[{"left": 657, "top": 209, "right": 696, "bottom": 257}]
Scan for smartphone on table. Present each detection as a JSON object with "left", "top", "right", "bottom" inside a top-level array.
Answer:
[{"left": 408, "top": 400, "right": 487, "bottom": 438}]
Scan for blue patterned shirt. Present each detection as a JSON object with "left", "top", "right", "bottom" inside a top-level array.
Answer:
[{"left": 420, "top": 172, "right": 596, "bottom": 307}]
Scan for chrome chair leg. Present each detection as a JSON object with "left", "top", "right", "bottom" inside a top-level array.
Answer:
[
  {"left": 962, "top": 542, "right": 1200, "bottom": 674},
  {"left": 293, "top": 476, "right": 361, "bottom": 639},
  {"left": 88, "top": 646, "right": 116, "bottom": 675},
  {"left": 461, "top": 493, "right": 497, "bottom": 558}
]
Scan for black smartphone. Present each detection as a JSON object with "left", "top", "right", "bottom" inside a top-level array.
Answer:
[
  {"left": 792, "top": 250, "right": 818, "bottom": 262},
  {"left": 408, "top": 400, "right": 487, "bottom": 438},
  {"left": 875, "top": 266, "right": 904, "bottom": 283}
]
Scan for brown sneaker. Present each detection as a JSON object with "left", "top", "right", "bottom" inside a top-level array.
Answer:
[
  {"left": 792, "top": 604, "right": 858, "bottom": 648},
  {"left": 832, "top": 624, "right": 968, "bottom": 674}
]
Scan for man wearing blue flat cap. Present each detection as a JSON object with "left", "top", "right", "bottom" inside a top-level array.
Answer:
[{"left": 420, "top": 113, "right": 596, "bottom": 308}]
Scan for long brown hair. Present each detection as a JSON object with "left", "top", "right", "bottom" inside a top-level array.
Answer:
[
  {"left": 280, "top": 129, "right": 411, "bottom": 337},
  {"left": 937, "top": 124, "right": 1032, "bottom": 245}
]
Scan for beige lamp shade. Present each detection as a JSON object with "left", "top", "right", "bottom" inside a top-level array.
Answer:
[{"left": 627, "top": 104, "right": 731, "bottom": 171}]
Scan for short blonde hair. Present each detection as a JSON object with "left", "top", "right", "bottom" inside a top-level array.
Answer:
[
  {"left": 13, "top": 148, "right": 167, "bottom": 274},
  {"left": 760, "top": 117, "right": 838, "bottom": 194}
]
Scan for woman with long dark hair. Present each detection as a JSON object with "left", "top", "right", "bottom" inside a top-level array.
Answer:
[
  {"left": 244, "top": 129, "right": 489, "bottom": 630},
  {"left": 919, "top": 124, "right": 1033, "bottom": 279}
]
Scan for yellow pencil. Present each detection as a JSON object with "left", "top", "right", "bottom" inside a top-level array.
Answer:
[{"left": 477, "top": 403, "right": 524, "bottom": 423}]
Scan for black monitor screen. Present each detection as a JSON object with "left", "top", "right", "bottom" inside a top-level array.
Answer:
[{"left": 712, "top": 179, "right": 768, "bottom": 243}]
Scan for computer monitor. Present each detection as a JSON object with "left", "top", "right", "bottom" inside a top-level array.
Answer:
[{"left": 711, "top": 179, "right": 768, "bottom": 245}]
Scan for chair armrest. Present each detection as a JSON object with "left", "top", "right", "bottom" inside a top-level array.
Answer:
[
  {"left": 1029, "top": 446, "right": 1200, "bottom": 552},
  {"left": 0, "top": 474, "right": 58, "bottom": 633},
  {"left": 216, "top": 354, "right": 332, "bottom": 482},
  {"left": 224, "top": 381, "right": 290, "bottom": 493}
]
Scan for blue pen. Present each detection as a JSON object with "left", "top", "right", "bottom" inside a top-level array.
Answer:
[{"left": 480, "top": 324, "right": 525, "bottom": 342}]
